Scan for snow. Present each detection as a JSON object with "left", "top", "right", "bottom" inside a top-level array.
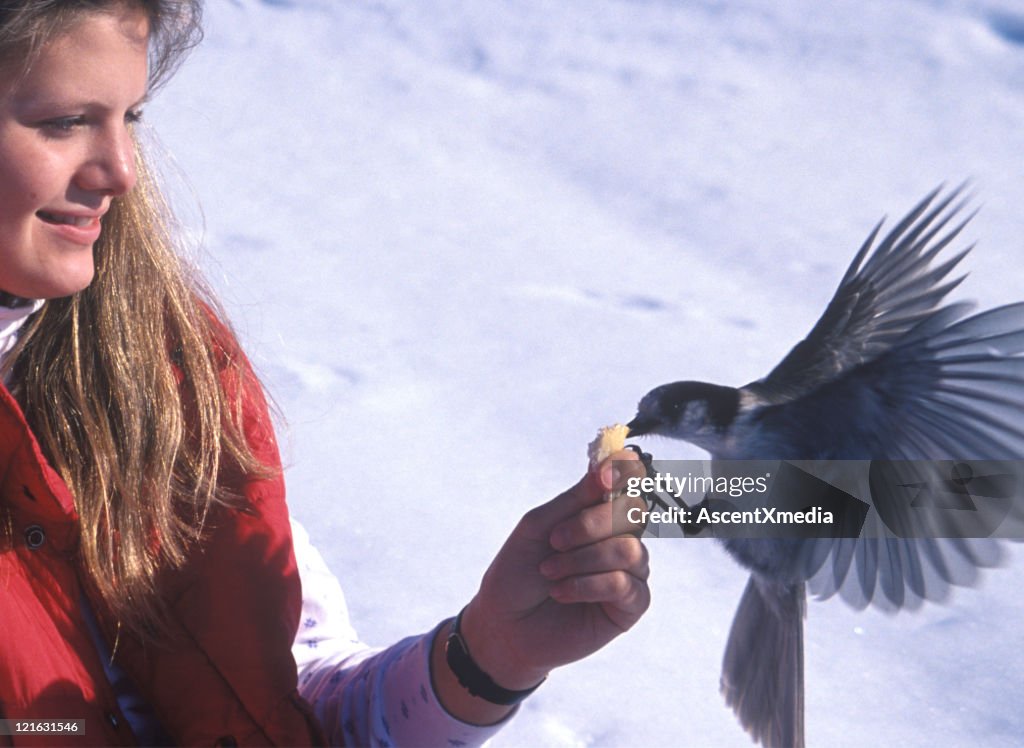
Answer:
[{"left": 148, "top": 1, "right": 1024, "bottom": 745}]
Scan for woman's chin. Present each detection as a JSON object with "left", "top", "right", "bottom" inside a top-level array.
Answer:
[{"left": 12, "top": 273, "right": 95, "bottom": 301}]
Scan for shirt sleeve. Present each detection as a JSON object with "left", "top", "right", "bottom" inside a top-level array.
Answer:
[{"left": 290, "top": 519, "right": 515, "bottom": 747}]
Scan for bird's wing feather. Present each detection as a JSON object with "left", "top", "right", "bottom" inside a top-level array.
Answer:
[
  {"left": 750, "top": 186, "right": 974, "bottom": 404},
  {"left": 743, "top": 189, "right": 1024, "bottom": 609}
]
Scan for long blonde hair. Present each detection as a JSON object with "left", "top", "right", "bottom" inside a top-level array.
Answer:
[{"left": 1, "top": 0, "right": 271, "bottom": 642}]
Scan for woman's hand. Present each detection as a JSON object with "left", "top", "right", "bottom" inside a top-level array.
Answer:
[{"left": 431, "top": 449, "right": 651, "bottom": 724}]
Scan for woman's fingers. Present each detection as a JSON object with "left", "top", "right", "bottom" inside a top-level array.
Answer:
[
  {"left": 547, "top": 568, "right": 651, "bottom": 626},
  {"left": 541, "top": 520, "right": 651, "bottom": 629},
  {"left": 549, "top": 489, "right": 648, "bottom": 551},
  {"left": 515, "top": 449, "right": 645, "bottom": 543},
  {"left": 540, "top": 535, "right": 650, "bottom": 582}
]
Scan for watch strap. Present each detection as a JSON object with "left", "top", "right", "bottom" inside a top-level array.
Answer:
[{"left": 444, "top": 607, "right": 544, "bottom": 706}]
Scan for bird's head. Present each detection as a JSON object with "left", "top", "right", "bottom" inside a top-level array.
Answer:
[{"left": 627, "top": 380, "right": 741, "bottom": 452}]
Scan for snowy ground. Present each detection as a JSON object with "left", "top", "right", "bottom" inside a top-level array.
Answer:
[{"left": 149, "top": 1, "right": 1024, "bottom": 745}]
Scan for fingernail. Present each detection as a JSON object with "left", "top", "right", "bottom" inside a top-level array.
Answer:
[{"left": 601, "top": 464, "right": 620, "bottom": 490}]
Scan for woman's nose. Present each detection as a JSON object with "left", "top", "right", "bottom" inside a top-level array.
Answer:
[{"left": 75, "top": 124, "right": 138, "bottom": 197}]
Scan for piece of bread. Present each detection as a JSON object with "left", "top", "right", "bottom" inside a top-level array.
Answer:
[{"left": 587, "top": 423, "right": 630, "bottom": 467}]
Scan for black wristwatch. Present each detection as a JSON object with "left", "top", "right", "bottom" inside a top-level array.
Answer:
[{"left": 444, "top": 608, "right": 545, "bottom": 706}]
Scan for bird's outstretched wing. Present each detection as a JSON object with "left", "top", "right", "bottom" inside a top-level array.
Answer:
[
  {"left": 744, "top": 187, "right": 1024, "bottom": 610},
  {"left": 750, "top": 185, "right": 974, "bottom": 406}
]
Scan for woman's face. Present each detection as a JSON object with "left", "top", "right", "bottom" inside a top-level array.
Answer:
[{"left": 0, "top": 6, "right": 149, "bottom": 300}]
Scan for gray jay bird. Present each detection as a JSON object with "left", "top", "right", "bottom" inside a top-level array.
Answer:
[{"left": 626, "top": 187, "right": 1024, "bottom": 748}]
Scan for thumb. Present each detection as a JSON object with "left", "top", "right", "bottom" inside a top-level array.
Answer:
[{"left": 527, "top": 450, "right": 643, "bottom": 530}]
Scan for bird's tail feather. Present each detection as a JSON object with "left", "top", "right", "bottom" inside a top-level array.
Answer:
[{"left": 721, "top": 577, "right": 806, "bottom": 748}]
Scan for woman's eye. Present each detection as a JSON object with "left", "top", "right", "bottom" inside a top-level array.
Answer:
[
  {"left": 36, "top": 110, "right": 143, "bottom": 137},
  {"left": 39, "top": 116, "right": 86, "bottom": 135}
]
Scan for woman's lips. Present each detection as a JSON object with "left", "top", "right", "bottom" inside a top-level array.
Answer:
[{"left": 37, "top": 210, "right": 104, "bottom": 245}]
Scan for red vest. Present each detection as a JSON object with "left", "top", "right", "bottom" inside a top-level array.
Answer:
[{"left": 0, "top": 369, "right": 325, "bottom": 746}]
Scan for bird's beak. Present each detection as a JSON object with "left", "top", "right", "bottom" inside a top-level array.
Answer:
[{"left": 626, "top": 415, "right": 657, "bottom": 437}]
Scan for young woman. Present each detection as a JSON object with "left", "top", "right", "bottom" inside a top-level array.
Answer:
[{"left": 0, "top": 2, "right": 651, "bottom": 745}]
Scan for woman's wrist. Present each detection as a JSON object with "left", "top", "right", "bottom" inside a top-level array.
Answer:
[
  {"left": 456, "top": 599, "right": 549, "bottom": 692},
  {"left": 429, "top": 618, "right": 516, "bottom": 726},
  {"left": 445, "top": 605, "right": 547, "bottom": 706},
  {"left": 428, "top": 599, "right": 548, "bottom": 726}
]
